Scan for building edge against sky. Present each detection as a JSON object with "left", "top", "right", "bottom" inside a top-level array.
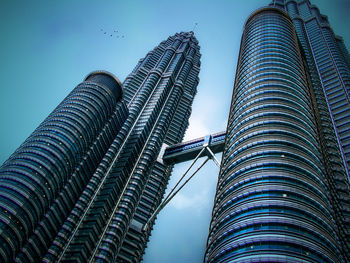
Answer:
[
  {"left": 205, "top": 1, "right": 350, "bottom": 262},
  {"left": 0, "top": 32, "right": 201, "bottom": 262},
  {"left": 0, "top": 71, "right": 128, "bottom": 261}
]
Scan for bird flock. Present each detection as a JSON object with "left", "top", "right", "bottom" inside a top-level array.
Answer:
[{"left": 100, "top": 29, "right": 125, "bottom": 38}]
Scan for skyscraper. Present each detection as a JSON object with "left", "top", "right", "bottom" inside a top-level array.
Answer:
[
  {"left": 205, "top": 3, "right": 350, "bottom": 263},
  {"left": 115, "top": 31, "right": 201, "bottom": 263},
  {"left": 0, "top": 32, "right": 200, "bottom": 262},
  {"left": 270, "top": 0, "right": 350, "bottom": 175},
  {"left": 0, "top": 71, "right": 128, "bottom": 262}
]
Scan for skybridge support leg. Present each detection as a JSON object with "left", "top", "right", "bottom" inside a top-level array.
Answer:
[
  {"left": 205, "top": 146, "right": 220, "bottom": 167},
  {"left": 143, "top": 146, "right": 220, "bottom": 232}
]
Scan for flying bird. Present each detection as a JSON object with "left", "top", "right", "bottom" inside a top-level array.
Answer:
[{"left": 100, "top": 28, "right": 125, "bottom": 39}]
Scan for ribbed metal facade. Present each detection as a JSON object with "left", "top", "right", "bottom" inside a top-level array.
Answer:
[
  {"left": 0, "top": 72, "right": 128, "bottom": 262},
  {"left": 272, "top": 0, "right": 350, "bottom": 258},
  {"left": 113, "top": 31, "right": 201, "bottom": 263},
  {"left": 272, "top": 0, "right": 350, "bottom": 175},
  {"left": 0, "top": 32, "right": 200, "bottom": 262},
  {"left": 205, "top": 8, "right": 349, "bottom": 262},
  {"left": 40, "top": 32, "right": 200, "bottom": 263}
]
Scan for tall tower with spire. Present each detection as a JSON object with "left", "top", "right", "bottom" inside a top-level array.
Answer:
[
  {"left": 44, "top": 31, "right": 200, "bottom": 263},
  {"left": 0, "top": 32, "right": 201, "bottom": 263},
  {"left": 116, "top": 31, "right": 201, "bottom": 263}
]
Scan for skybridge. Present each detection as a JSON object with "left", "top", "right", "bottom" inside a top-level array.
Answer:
[
  {"left": 163, "top": 131, "right": 226, "bottom": 164},
  {"left": 143, "top": 130, "right": 226, "bottom": 231}
]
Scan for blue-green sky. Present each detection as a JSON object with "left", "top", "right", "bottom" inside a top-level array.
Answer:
[{"left": 1, "top": 1, "right": 349, "bottom": 262}]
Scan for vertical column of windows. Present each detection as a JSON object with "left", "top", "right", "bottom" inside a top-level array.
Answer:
[
  {"left": 115, "top": 32, "right": 200, "bottom": 263},
  {"left": 305, "top": 19, "right": 350, "bottom": 168},
  {"left": 93, "top": 68, "right": 184, "bottom": 261},
  {"left": 336, "top": 38, "right": 350, "bottom": 70},
  {"left": 286, "top": 1, "right": 298, "bottom": 17},
  {"left": 0, "top": 73, "right": 126, "bottom": 262},
  {"left": 31, "top": 103, "right": 127, "bottom": 263},
  {"left": 283, "top": 4, "right": 350, "bottom": 258},
  {"left": 299, "top": 2, "right": 311, "bottom": 18},
  {"left": 205, "top": 8, "right": 343, "bottom": 263}
]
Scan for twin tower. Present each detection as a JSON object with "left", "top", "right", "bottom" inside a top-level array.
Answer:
[{"left": 1, "top": 1, "right": 350, "bottom": 262}]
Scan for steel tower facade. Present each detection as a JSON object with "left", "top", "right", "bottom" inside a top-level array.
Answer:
[
  {"left": 271, "top": 0, "right": 350, "bottom": 175},
  {"left": 122, "top": 31, "right": 200, "bottom": 156},
  {"left": 42, "top": 32, "right": 200, "bottom": 263},
  {"left": 205, "top": 7, "right": 350, "bottom": 263},
  {"left": 116, "top": 32, "right": 201, "bottom": 262},
  {"left": 0, "top": 71, "right": 128, "bottom": 262},
  {"left": 271, "top": 0, "right": 350, "bottom": 258},
  {"left": 0, "top": 32, "right": 200, "bottom": 262}
]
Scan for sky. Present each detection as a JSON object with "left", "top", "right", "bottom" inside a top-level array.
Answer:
[{"left": 1, "top": 0, "right": 349, "bottom": 262}]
